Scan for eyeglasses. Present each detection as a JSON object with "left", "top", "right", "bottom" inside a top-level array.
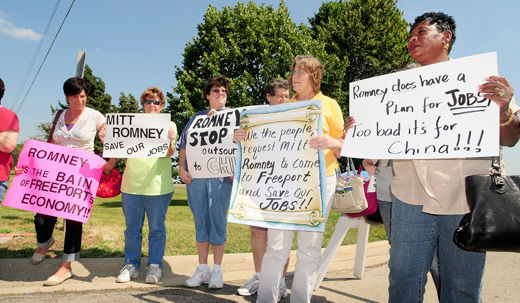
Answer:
[
  {"left": 211, "top": 89, "right": 227, "bottom": 94},
  {"left": 290, "top": 69, "right": 307, "bottom": 76},
  {"left": 275, "top": 94, "right": 290, "bottom": 100},
  {"left": 144, "top": 100, "right": 161, "bottom": 105}
]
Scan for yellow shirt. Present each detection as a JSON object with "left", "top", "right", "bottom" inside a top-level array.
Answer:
[{"left": 286, "top": 92, "right": 344, "bottom": 176}]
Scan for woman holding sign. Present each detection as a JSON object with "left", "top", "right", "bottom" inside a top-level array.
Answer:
[
  {"left": 256, "top": 55, "right": 345, "bottom": 303},
  {"left": 31, "top": 77, "right": 115, "bottom": 286},
  {"left": 178, "top": 76, "right": 233, "bottom": 289},
  {"left": 388, "top": 12, "right": 520, "bottom": 302},
  {"left": 235, "top": 78, "right": 291, "bottom": 300},
  {"left": 115, "top": 87, "right": 177, "bottom": 284}
]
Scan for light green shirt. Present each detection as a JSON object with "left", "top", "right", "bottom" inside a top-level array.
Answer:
[
  {"left": 121, "top": 157, "right": 175, "bottom": 195},
  {"left": 121, "top": 122, "right": 177, "bottom": 196}
]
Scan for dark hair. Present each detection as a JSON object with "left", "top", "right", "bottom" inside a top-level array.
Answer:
[
  {"left": 410, "top": 12, "right": 456, "bottom": 53},
  {"left": 265, "top": 77, "right": 289, "bottom": 96},
  {"left": 203, "top": 76, "right": 229, "bottom": 97},
  {"left": 0, "top": 78, "right": 4, "bottom": 101},
  {"left": 63, "top": 77, "right": 90, "bottom": 97}
]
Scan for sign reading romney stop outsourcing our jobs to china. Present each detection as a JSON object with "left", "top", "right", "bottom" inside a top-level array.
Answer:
[
  {"left": 3, "top": 140, "right": 106, "bottom": 223},
  {"left": 342, "top": 52, "right": 500, "bottom": 159},
  {"left": 185, "top": 107, "right": 263, "bottom": 178},
  {"left": 102, "top": 113, "right": 171, "bottom": 158}
]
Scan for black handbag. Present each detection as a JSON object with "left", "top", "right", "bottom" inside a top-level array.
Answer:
[
  {"left": 364, "top": 206, "right": 384, "bottom": 225},
  {"left": 453, "top": 157, "right": 520, "bottom": 252}
]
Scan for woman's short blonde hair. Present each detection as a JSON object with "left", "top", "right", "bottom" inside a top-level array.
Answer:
[
  {"left": 140, "top": 86, "right": 165, "bottom": 106},
  {"left": 290, "top": 55, "right": 324, "bottom": 94}
]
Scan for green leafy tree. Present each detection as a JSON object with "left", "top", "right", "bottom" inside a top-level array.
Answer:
[
  {"left": 83, "top": 65, "right": 115, "bottom": 115},
  {"left": 167, "top": 1, "right": 337, "bottom": 133},
  {"left": 10, "top": 142, "right": 24, "bottom": 168},
  {"left": 309, "top": 0, "right": 412, "bottom": 115},
  {"left": 117, "top": 92, "right": 140, "bottom": 114}
]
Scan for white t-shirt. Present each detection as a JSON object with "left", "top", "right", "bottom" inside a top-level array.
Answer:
[{"left": 52, "top": 107, "right": 105, "bottom": 153}]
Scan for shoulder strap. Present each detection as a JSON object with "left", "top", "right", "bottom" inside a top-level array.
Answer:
[{"left": 47, "top": 109, "right": 64, "bottom": 143}]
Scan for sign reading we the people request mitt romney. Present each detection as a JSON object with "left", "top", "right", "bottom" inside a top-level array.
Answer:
[
  {"left": 3, "top": 140, "right": 105, "bottom": 223},
  {"left": 103, "top": 113, "right": 171, "bottom": 158},
  {"left": 228, "top": 101, "right": 327, "bottom": 232},
  {"left": 342, "top": 52, "right": 500, "bottom": 159}
]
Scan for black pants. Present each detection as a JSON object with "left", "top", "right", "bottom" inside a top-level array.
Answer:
[{"left": 34, "top": 213, "right": 83, "bottom": 257}]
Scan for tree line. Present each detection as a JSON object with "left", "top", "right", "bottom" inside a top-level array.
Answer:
[{"left": 17, "top": 0, "right": 411, "bottom": 171}]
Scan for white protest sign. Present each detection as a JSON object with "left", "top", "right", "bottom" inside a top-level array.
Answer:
[
  {"left": 186, "top": 107, "right": 263, "bottom": 178},
  {"left": 228, "top": 100, "right": 327, "bottom": 232},
  {"left": 342, "top": 52, "right": 500, "bottom": 159},
  {"left": 103, "top": 113, "right": 171, "bottom": 158}
]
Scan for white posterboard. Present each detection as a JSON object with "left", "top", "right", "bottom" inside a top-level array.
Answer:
[
  {"left": 103, "top": 113, "right": 171, "bottom": 158},
  {"left": 342, "top": 52, "right": 500, "bottom": 159},
  {"left": 186, "top": 107, "right": 263, "bottom": 178},
  {"left": 228, "top": 100, "right": 328, "bottom": 232}
]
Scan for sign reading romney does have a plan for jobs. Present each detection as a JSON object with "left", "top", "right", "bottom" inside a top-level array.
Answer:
[
  {"left": 103, "top": 113, "right": 171, "bottom": 158},
  {"left": 342, "top": 52, "right": 500, "bottom": 159}
]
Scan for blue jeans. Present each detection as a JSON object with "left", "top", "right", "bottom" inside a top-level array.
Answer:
[
  {"left": 380, "top": 199, "right": 442, "bottom": 299},
  {"left": 378, "top": 200, "right": 392, "bottom": 241},
  {"left": 389, "top": 197, "right": 485, "bottom": 303},
  {"left": 121, "top": 192, "right": 173, "bottom": 269},
  {"left": 0, "top": 180, "right": 7, "bottom": 204},
  {"left": 186, "top": 178, "right": 232, "bottom": 246}
]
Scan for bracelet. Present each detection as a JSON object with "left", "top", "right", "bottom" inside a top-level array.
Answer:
[{"left": 500, "top": 109, "right": 515, "bottom": 127}]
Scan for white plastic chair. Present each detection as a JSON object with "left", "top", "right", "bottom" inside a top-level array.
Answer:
[{"left": 314, "top": 215, "right": 370, "bottom": 290}]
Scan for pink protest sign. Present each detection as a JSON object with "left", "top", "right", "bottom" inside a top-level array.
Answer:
[{"left": 3, "top": 140, "right": 105, "bottom": 223}]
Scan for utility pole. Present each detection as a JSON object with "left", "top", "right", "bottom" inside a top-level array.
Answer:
[{"left": 76, "top": 50, "right": 86, "bottom": 78}]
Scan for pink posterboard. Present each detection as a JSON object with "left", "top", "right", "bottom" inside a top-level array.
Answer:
[{"left": 3, "top": 140, "right": 105, "bottom": 223}]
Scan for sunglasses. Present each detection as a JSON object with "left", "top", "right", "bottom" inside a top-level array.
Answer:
[{"left": 144, "top": 100, "right": 161, "bottom": 105}]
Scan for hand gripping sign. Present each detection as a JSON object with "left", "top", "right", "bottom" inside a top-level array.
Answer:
[
  {"left": 185, "top": 107, "right": 265, "bottom": 178},
  {"left": 3, "top": 140, "right": 105, "bottom": 223},
  {"left": 228, "top": 100, "right": 328, "bottom": 232},
  {"left": 103, "top": 113, "right": 171, "bottom": 158}
]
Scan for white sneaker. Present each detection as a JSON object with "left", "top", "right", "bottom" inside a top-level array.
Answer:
[
  {"left": 277, "top": 278, "right": 288, "bottom": 302},
  {"left": 145, "top": 264, "right": 162, "bottom": 284},
  {"left": 185, "top": 265, "right": 210, "bottom": 287},
  {"left": 208, "top": 266, "right": 223, "bottom": 289},
  {"left": 237, "top": 273, "right": 260, "bottom": 296},
  {"left": 116, "top": 264, "right": 139, "bottom": 283}
]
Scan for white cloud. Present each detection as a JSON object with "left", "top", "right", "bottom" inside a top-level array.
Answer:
[{"left": 0, "top": 14, "right": 44, "bottom": 41}]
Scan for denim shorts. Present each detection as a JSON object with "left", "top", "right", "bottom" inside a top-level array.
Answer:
[{"left": 186, "top": 178, "right": 232, "bottom": 246}]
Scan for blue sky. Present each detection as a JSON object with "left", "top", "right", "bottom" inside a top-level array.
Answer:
[{"left": 1, "top": 0, "right": 518, "bottom": 172}]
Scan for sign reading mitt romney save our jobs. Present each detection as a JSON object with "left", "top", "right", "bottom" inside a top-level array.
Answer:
[
  {"left": 3, "top": 140, "right": 106, "bottom": 223},
  {"left": 103, "top": 113, "right": 171, "bottom": 158},
  {"left": 342, "top": 52, "right": 500, "bottom": 159}
]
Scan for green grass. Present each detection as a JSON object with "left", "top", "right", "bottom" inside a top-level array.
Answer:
[{"left": 0, "top": 181, "right": 387, "bottom": 258}]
